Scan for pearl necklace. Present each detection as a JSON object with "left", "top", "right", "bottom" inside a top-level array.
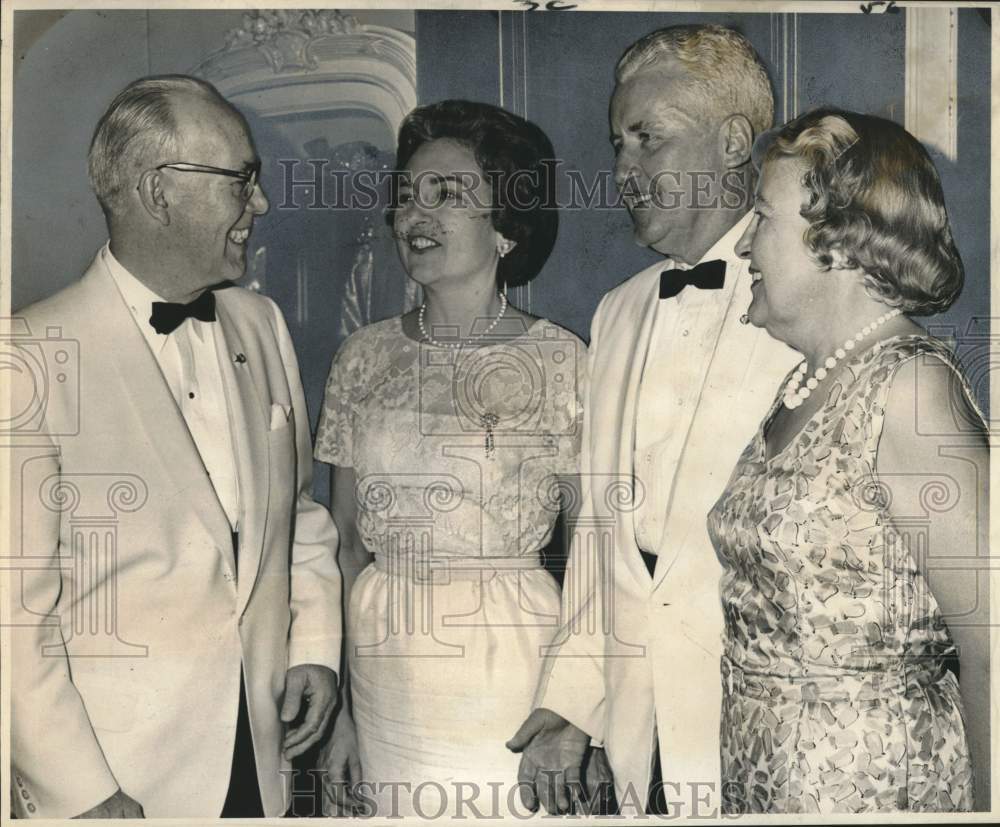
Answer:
[
  {"left": 418, "top": 291, "right": 508, "bottom": 349},
  {"left": 783, "top": 308, "right": 903, "bottom": 410}
]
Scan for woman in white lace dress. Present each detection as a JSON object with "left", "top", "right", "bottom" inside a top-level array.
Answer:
[{"left": 313, "top": 100, "right": 585, "bottom": 817}]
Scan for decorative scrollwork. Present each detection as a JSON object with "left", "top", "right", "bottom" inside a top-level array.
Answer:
[
  {"left": 357, "top": 477, "right": 396, "bottom": 514},
  {"left": 422, "top": 477, "right": 464, "bottom": 514},
  {"left": 852, "top": 478, "right": 893, "bottom": 513},
  {"left": 536, "top": 474, "right": 582, "bottom": 514},
  {"left": 919, "top": 478, "right": 960, "bottom": 514},
  {"left": 107, "top": 477, "right": 148, "bottom": 514},
  {"left": 39, "top": 477, "right": 80, "bottom": 515},
  {"left": 602, "top": 476, "right": 644, "bottom": 515},
  {"left": 220, "top": 10, "right": 364, "bottom": 73}
]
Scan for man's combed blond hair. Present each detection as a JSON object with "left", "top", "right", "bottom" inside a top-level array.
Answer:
[{"left": 615, "top": 24, "right": 774, "bottom": 134}]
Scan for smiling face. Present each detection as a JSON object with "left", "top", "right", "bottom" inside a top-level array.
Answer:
[
  {"left": 163, "top": 93, "right": 269, "bottom": 293},
  {"left": 610, "top": 62, "right": 729, "bottom": 261},
  {"left": 735, "top": 155, "right": 835, "bottom": 342},
  {"left": 393, "top": 138, "right": 507, "bottom": 291}
]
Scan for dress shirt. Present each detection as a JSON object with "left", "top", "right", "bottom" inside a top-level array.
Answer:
[
  {"left": 103, "top": 243, "right": 241, "bottom": 530},
  {"left": 632, "top": 214, "right": 752, "bottom": 555}
]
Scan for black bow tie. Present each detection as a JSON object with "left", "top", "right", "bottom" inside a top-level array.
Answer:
[
  {"left": 659, "top": 259, "right": 727, "bottom": 300},
  {"left": 149, "top": 289, "right": 217, "bottom": 335}
]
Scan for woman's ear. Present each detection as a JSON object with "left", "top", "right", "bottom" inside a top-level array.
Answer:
[{"left": 496, "top": 235, "right": 517, "bottom": 258}]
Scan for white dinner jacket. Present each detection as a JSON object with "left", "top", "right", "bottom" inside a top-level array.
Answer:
[
  {"left": 9, "top": 251, "right": 342, "bottom": 818},
  {"left": 535, "top": 223, "right": 798, "bottom": 813}
]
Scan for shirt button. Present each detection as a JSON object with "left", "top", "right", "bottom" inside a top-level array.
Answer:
[
  {"left": 27, "top": 804, "right": 36, "bottom": 813},
  {"left": 188, "top": 392, "right": 195, "bottom": 399},
  {"left": 682, "top": 329, "right": 690, "bottom": 336}
]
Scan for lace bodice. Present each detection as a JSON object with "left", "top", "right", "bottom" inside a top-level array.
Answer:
[{"left": 315, "top": 316, "right": 586, "bottom": 560}]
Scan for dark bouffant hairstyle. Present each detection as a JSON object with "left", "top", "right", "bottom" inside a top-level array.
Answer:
[{"left": 391, "top": 99, "right": 557, "bottom": 287}]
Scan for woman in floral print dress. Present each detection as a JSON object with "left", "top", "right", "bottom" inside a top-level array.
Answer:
[{"left": 708, "top": 108, "right": 989, "bottom": 813}]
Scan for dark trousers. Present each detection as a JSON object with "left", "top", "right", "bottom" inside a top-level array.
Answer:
[
  {"left": 646, "top": 743, "right": 669, "bottom": 815},
  {"left": 640, "top": 549, "right": 657, "bottom": 578},
  {"left": 641, "top": 548, "right": 669, "bottom": 816},
  {"left": 220, "top": 671, "right": 264, "bottom": 818},
  {"left": 220, "top": 533, "right": 263, "bottom": 818}
]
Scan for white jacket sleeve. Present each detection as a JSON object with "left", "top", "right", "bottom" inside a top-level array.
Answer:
[
  {"left": 267, "top": 298, "right": 343, "bottom": 673},
  {"left": 8, "top": 404, "right": 119, "bottom": 817},
  {"left": 531, "top": 298, "right": 610, "bottom": 743}
]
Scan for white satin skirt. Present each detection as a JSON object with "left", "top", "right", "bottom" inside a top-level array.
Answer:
[{"left": 349, "top": 556, "right": 561, "bottom": 818}]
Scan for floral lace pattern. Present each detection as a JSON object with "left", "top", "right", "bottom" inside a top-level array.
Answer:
[
  {"left": 315, "top": 316, "right": 586, "bottom": 560},
  {"left": 708, "top": 335, "right": 976, "bottom": 814}
]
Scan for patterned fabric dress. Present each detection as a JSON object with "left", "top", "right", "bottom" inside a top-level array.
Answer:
[
  {"left": 707, "top": 335, "right": 977, "bottom": 814},
  {"left": 315, "top": 316, "right": 585, "bottom": 817}
]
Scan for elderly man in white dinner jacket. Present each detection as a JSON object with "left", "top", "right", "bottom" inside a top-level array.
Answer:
[
  {"left": 509, "top": 25, "right": 799, "bottom": 815},
  {"left": 9, "top": 75, "right": 341, "bottom": 819}
]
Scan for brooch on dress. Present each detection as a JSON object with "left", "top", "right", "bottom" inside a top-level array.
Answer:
[{"left": 481, "top": 412, "right": 499, "bottom": 460}]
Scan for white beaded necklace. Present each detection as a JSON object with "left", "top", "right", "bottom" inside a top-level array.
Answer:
[
  {"left": 783, "top": 308, "right": 903, "bottom": 410},
  {"left": 417, "top": 291, "right": 508, "bottom": 349}
]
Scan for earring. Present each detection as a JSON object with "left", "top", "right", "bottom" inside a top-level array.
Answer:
[{"left": 498, "top": 242, "right": 512, "bottom": 258}]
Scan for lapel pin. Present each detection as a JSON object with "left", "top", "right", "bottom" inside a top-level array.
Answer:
[{"left": 234, "top": 353, "right": 247, "bottom": 364}]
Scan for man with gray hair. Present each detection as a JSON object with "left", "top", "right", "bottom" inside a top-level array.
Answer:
[
  {"left": 509, "top": 25, "right": 797, "bottom": 815},
  {"left": 10, "top": 75, "right": 342, "bottom": 818}
]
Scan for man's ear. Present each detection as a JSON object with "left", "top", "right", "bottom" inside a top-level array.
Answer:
[
  {"left": 136, "top": 170, "right": 171, "bottom": 226},
  {"left": 720, "top": 114, "right": 754, "bottom": 170}
]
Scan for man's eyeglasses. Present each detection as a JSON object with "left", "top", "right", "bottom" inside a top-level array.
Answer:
[{"left": 156, "top": 161, "right": 261, "bottom": 201}]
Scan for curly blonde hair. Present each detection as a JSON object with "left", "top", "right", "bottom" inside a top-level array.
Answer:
[{"left": 762, "top": 108, "right": 963, "bottom": 315}]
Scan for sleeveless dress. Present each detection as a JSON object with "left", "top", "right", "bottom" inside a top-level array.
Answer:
[
  {"left": 315, "top": 316, "right": 585, "bottom": 817},
  {"left": 707, "top": 335, "right": 977, "bottom": 814}
]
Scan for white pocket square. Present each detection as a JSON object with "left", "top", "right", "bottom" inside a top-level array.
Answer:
[{"left": 269, "top": 402, "right": 291, "bottom": 430}]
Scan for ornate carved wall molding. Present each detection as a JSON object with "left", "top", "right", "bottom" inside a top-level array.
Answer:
[
  {"left": 192, "top": 9, "right": 416, "bottom": 133},
  {"left": 188, "top": 10, "right": 418, "bottom": 331}
]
